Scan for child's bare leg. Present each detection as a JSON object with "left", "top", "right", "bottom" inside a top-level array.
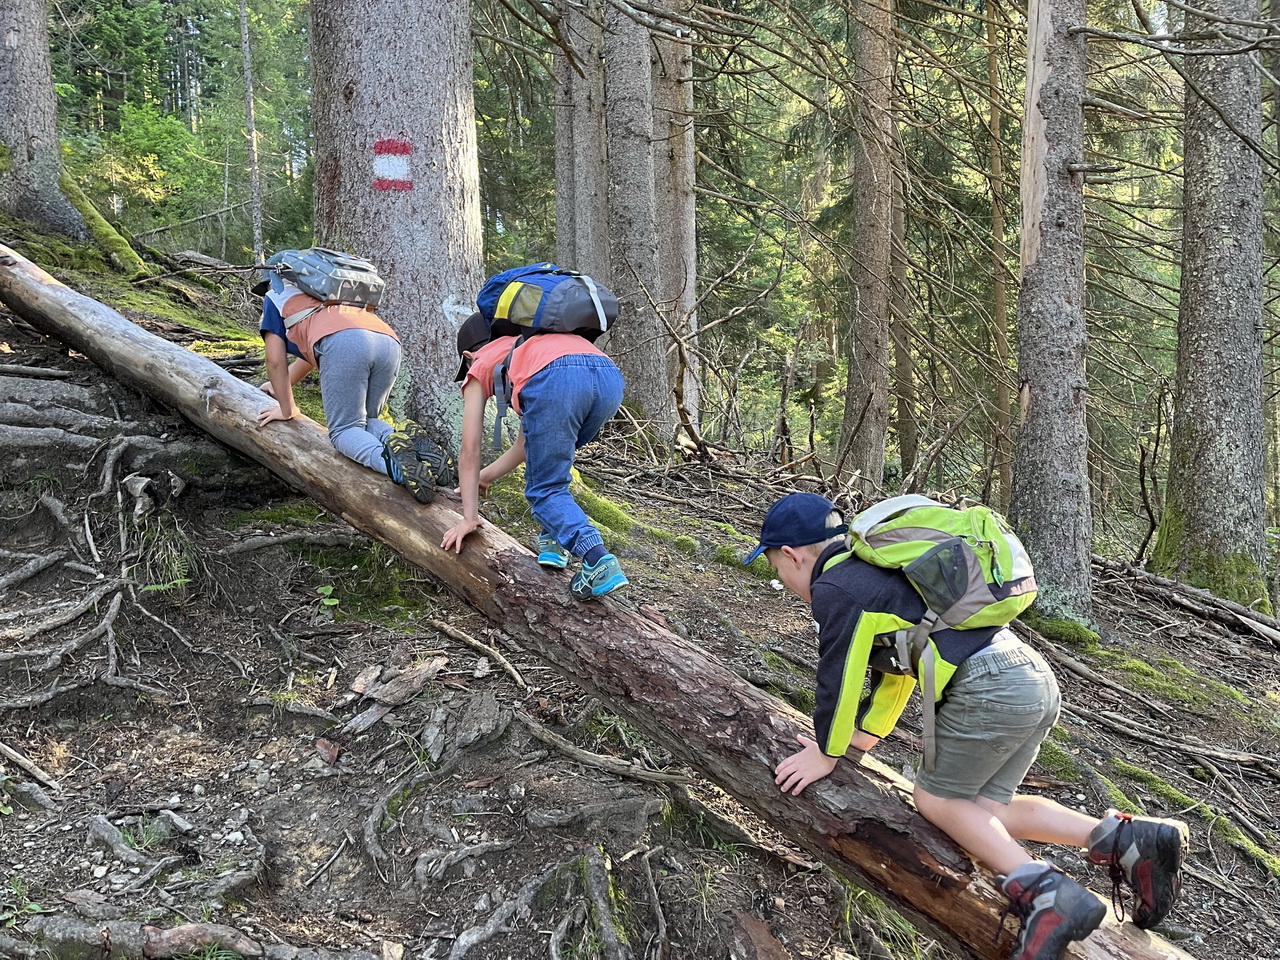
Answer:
[
  {"left": 976, "top": 794, "right": 1097, "bottom": 848},
  {"left": 913, "top": 785, "right": 1034, "bottom": 875}
]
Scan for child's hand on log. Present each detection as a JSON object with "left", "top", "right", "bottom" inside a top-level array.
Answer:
[
  {"left": 257, "top": 404, "right": 294, "bottom": 428},
  {"left": 774, "top": 736, "right": 839, "bottom": 795}
]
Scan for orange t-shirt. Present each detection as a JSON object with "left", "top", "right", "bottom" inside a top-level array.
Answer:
[{"left": 463, "top": 333, "right": 609, "bottom": 414}]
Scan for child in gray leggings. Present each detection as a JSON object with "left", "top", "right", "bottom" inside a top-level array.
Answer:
[{"left": 255, "top": 281, "right": 453, "bottom": 503}]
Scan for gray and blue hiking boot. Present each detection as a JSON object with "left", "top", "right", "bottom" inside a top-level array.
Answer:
[
  {"left": 570, "top": 553, "right": 628, "bottom": 600},
  {"left": 536, "top": 534, "right": 570, "bottom": 570},
  {"left": 400, "top": 420, "right": 458, "bottom": 488},
  {"left": 382, "top": 432, "right": 437, "bottom": 504},
  {"left": 999, "top": 866, "right": 1106, "bottom": 960},
  {"left": 1086, "top": 811, "right": 1188, "bottom": 929}
]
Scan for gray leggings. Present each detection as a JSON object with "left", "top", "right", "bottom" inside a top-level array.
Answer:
[{"left": 312, "top": 328, "right": 400, "bottom": 473}]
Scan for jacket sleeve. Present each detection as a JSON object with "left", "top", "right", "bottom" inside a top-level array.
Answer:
[{"left": 811, "top": 582, "right": 916, "bottom": 755}]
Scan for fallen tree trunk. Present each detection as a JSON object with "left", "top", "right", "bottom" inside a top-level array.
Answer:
[{"left": 0, "top": 244, "right": 1192, "bottom": 960}]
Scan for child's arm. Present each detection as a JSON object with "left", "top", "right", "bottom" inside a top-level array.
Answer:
[
  {"left": 477, "top": 432, "right": 525, "bottom": 492},
  {"left": 257, "top": 332, "right": 299, "bottom": 427},
  {"left": 441, "top": 380, "right": 488, "bottom": 552},
  {"left": 261, "top": 357, "right": 315, "bottom": 397}
]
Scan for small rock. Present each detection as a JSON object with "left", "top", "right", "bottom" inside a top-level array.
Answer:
[{"left": 92, "top": 865, "right": 109, "bottom": 879}]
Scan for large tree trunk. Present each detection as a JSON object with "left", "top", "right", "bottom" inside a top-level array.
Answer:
[
  {"left": 987, "top": 0, "right": 1013, "bottom": 513},
  {"left": 651, "top": 19, "right": 700, "bottom": 432},
  {"left": 1148, "top": 0, "right": 1269, "bottom": 612},
  {"left": 1009, "top": 0, "right": 1092, "bottom": 623},
  {"left": 0, "top": 0, "right": 88, "bottom": 239},
  {"left": 0, "top": 244, "right": 1197, "bottom": 960},
  {"left": 554, "top": 0, "right": 611, "bottom": 283},
  {"left": 310, "top": 0, "right": 483, "bottom": 435},
  {"left": 837, "top": 0, "right": 894, "bottom": 495},
  {"left": 603, "top": 8, "right": 676, "bottom": 442}
]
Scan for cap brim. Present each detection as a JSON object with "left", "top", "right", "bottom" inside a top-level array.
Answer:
[
  {"left": 453, "top": 357, "right": 470, "bottom": 382},
  {"left": 250, "top": 280, "right": 269, "bottom": 297},
  {"left": 743, "top": 544, "right": 767, "bottom": 566}
]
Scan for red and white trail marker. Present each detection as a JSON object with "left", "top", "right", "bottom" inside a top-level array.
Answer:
[{"left": 373, "top": 138, "right": 413, "bottom": 191}]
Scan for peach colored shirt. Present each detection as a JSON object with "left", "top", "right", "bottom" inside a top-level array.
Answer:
[
  {"left": 268, "top": 285, "right": 397, "bottom": 367},
  {"left": 463, "top": 333, "right": 608, "bottom": 414}
]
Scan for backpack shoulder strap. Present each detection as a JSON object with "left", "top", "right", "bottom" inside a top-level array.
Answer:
[
  {"left": 490, "top": 337, "right": 524, "bottom": 451},
  {"left": 283, "top": 304, "right": 323, "bottom": 329}
]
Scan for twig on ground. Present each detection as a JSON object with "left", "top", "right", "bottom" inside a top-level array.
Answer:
[
  {"left": 303, "top": 836, "right": 349, "bottom": 887},
  {"left": 518, "top": 713, "right": 689, "bottom": 784},
  {"left": 0, "top": 739, "right": 61, "bottom": 791},
  {"left": 641, "top": 848, "right": 667, "bottom": 960},
  {"left": 426, "top": 617, "right": 526, "bottom": 690}
]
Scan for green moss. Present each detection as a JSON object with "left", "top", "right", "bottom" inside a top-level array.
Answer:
[
  {"left": 1113, "top": 760, "right": 1280, "bottom": 877},
  {"left": 1091, "top": 651, "right": 1250, "bottom": 712},
  {"left": 717, "top": 544, "right": 772, "bottom": 580},
  {"left": 59, "top": 171, "right": 149, "bottom": 277},
  {"left": 1094, "top": 773, "right": 1143, "bottom": 814},
  {"left": 1020, "top": 609, "right": 1100, "bottom": 651},
  {"left": 570, "top": 468, "right": 635, "bottom": 534},
  {"left": 1034, "top": 740, "right": 1082, "bottom": 783},
  {"left": 672, "top": 535, "right": 700, "bottom": 556},
  {"left": 296, "top": 542, "right": 431, "bottom": 624},
  {"left": 1149, "top": 500, "right": 1273, "bottom": 614},
  {"left": 227, "top": 500, "right": 329, "bottom": 529},
  {"left": 0, "top": 143, "right": 9, "bottom": 174}
]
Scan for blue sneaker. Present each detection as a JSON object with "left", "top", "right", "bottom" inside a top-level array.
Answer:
[
  {"left": 536, "top": 534, "right": 570, "bottom": 569},
  {"left": 570, "top": 554, "right": 628, "bottom": 600}
]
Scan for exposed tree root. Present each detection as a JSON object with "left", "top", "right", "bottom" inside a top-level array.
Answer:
[
  {"left": 414, "top": 839, "right": 517, "bottom": 885},
  {"left": 448, "top": 859, "right": 574, "bottom": 960},
  {"left": 582, "top": 846, "right": 634, "bottom": 960}
]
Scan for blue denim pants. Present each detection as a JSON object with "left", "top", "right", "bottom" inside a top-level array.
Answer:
[
  {"left": 313, "top": 328, "right": 399, "bottom": 473},
  {"left": 518, "top": 354, "right": 624, "bottom": 557}
]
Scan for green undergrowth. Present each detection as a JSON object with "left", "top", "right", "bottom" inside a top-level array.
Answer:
[
  {"left": 1020, "top": 609, "right": 1100, "bottom": 651},
  {"left": 292, "top": 541, "right": 437, "bottom": 624},
  {"left": 482, "top": 466, "right": 774, "bottom": 579},
  {"left": 1089, "top": 650, "right": 1251, "bottom": 715},
  {"left": 228, "top": 500, "right": 330, "bottom": 529},
  {"left": 2, "top": 211, "right": 247, "bottom": 341},
  {"left": 1112, "top": 760, "right": 1280, "bottom": 878}
]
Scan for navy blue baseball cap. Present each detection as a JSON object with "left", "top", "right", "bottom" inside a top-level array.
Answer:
[{"left": 744, "top": 492, "right": 846, "bottom": 565}]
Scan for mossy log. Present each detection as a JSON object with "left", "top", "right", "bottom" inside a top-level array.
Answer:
[{"left": 0, "top": 243, "right": 1195, "bottom": 960}]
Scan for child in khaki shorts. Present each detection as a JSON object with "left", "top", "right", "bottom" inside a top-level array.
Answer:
[{"left": 748, "top": 492, "right": 1189, "bottom": 960}]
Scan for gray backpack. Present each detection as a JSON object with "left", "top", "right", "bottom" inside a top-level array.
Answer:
[{"left": 263, "top": 248, "right": 386, "bottom": 328}]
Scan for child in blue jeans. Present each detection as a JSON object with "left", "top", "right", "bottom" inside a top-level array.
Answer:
[{"left": 440, "top": 312, "right": 627, "bottom": 600}]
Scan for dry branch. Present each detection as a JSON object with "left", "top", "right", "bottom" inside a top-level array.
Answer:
[{"left": 0, "top": 243, "right": 1197, "bottom": 960}]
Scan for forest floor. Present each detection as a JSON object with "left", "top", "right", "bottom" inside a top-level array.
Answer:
[{"left": 1, "top": 238, "right": 1279, "bottom": 960}]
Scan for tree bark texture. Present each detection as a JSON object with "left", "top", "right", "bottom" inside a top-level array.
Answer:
[
  {"left": 987, "top": 2, "right": 1013, "bottom": 512},
  {"left": 0, "top": 0, "right": 88, "bottom": 239},
  {"left": 310, "top": 0, "right": 483, "bottom": 435},
  {"left": 890, "top": 163, "right": 917, "bottom": 487},
  {"left": 652, "top": 21, "right": 700, "bottom": 430},
  {"left": 1148, "top": 0, "right": 1269, "bottom": 611},
  {"left": 0, "top": 244, "right": 1197, "bottom": 960},
  {"left": 554, "top": 0, "right": 611, "bottom": 284},
  {"left": 839, "top": 0, "right": 894, "bottom": 494},
  {"left": 238, "top": 0, "right": 264, "bottom": 264},
  {"left": 603, "top": 7, "right": 676, "bottom": 440},
  {"left": 1009, "top": 0, "right": 1092, "bottom": 622}
]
